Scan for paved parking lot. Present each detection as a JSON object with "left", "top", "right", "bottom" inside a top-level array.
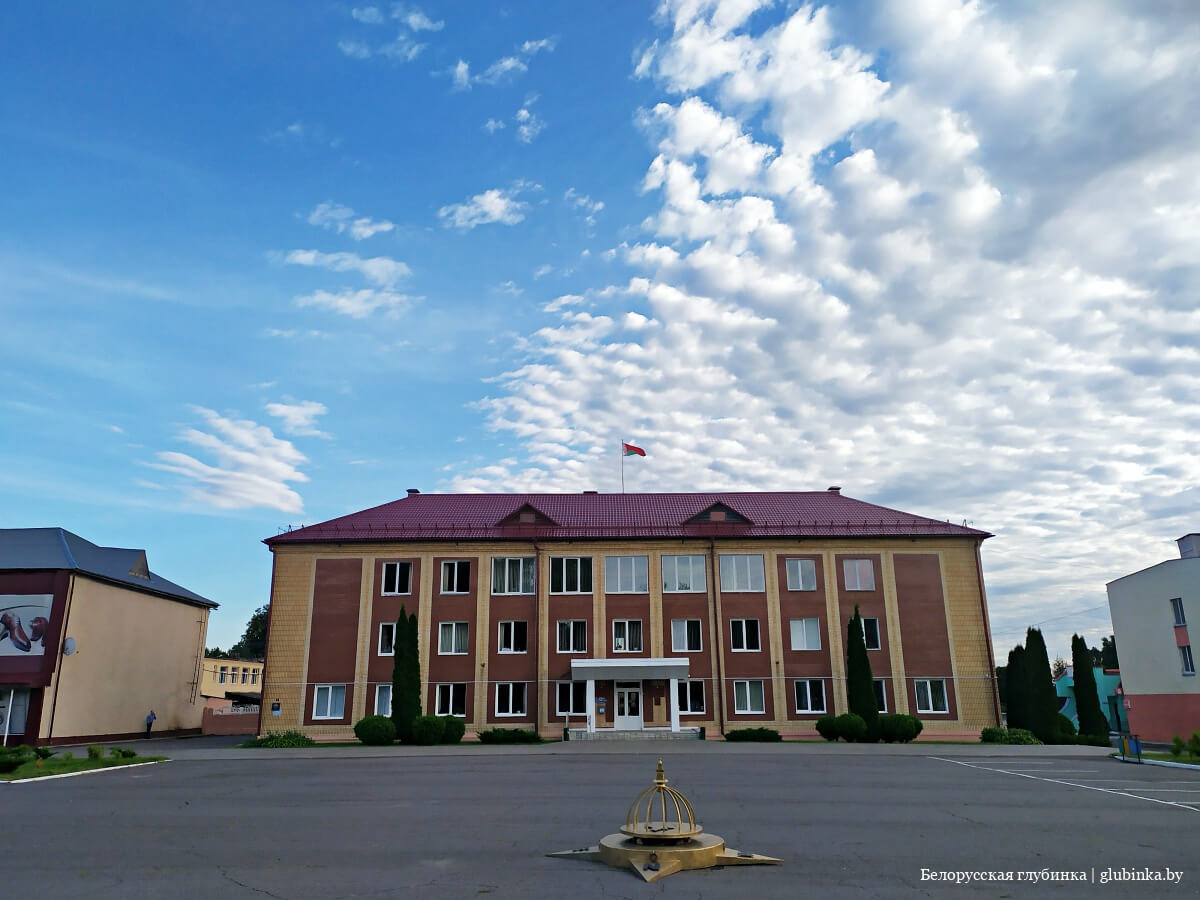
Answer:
[{"left": 7, "top": 745, "right": 1198, "bottom": 898}]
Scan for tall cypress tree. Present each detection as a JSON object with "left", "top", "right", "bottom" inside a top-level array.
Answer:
[
  {"left": 846, "top": 606, "right": 879, "bottom": 740},
  {"left": 1024, "top": 627, "right": 1060, "bottom": 743},
  {"left": 1005, "top": 645, "right": 1029, "bottom": 730},
  {"left": 1071, "top": 634, "right": 1108, "bottom": 737},
  {"left": 391, "top": 605, "right": 421, "bottom": 744}
]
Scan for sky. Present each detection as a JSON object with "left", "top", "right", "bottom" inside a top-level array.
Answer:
[{"left": 2, "top": 1, "right": 1197, "bottom": 661}]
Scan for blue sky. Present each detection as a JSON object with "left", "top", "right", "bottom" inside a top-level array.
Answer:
[{"left": 3, "top": 1, "right": 1198, "bottom": 658}]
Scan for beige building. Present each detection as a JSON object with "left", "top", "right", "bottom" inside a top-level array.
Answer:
[
  {"left": 0, "top": 528, "right": 216, "bottom": 746},
  {"left": 200, "top": 657, "right": 264, "bottom": 701}
]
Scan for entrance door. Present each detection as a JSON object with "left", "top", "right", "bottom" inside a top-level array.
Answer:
[{"left": 614, "top": 682, "right": 642, "bottom": 731}]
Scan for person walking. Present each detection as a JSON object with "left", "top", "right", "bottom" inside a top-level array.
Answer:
[{"left": 145, "top": 709, "right": 156, "bottom": 738}]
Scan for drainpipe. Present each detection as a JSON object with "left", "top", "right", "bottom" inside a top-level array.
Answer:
[{"left": 708, "top": 539, "right": 726, "bottom": 737}]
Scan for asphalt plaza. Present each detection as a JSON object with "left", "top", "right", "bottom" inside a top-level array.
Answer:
[{"left": 7, "top": 740, "right": 1198, "bottom": 899}]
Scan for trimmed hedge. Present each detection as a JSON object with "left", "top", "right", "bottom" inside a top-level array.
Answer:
[
  {"left": 1056, "top": 713, "right": 1076, "bottom": 739},
  {"left": 411, "top": 715, "right": 446, "bottom": 746},
  {"left": 477, "top": 728, "right": 542, "bottom": 744},
  {"left": 354, "top": 715, "right": 397, "bottom": 746},
  {"left": 724, "top": 727, "right": 782, "bottom": 742},
  {"left": 980, "top": 727, "right": 1042, "bottom": 745},
  {"left": 878, "top": 714, "right": 924, "bottom": 743},
  {"left": 245, "top": 730, "right": 317, "bottom": 748},
  {"left": 815, "top": 715, "right": 839, "bottom": 741},
  {"left": 440, "top": 716, "right": 466, "bottom": 744},
  {"left": 834, "top": 713, "right": 868, "bottom": 742}
]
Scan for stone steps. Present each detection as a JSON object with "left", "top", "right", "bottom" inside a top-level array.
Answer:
[{"left": 569, "top": 728, "right": 702, "bottom": 741}]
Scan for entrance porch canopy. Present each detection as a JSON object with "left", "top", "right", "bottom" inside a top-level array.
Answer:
[{"left": 570, "top": 657, "right": 689, "bottom": 682}]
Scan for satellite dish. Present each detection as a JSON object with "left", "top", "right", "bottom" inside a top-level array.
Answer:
[{"left": 63, "top": 637, "right": 76, "bottom": 656}]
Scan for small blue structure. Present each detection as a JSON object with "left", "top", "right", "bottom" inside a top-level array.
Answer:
[{"left": 1055, "top": 666, "right": 1128, "bottom": 733}]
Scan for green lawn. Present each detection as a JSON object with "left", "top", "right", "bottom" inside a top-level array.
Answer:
[
  {"left": 1, "top": 755, "right": 166, "bottom": 781},
  {"left": 1133, "top": 751, "right": 1200, "bottom": 767}
]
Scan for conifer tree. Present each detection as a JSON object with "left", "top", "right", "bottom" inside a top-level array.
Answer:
[
  {"left": 1071, "top": 633, "right": 1109, "bottom": 737},
  {"left": 1024, "top": 627, "right": 1060, "bottom": 743},
  {"left": 391, "top": 605, "right": 421, "bottom": 743},
  {"left": 1005, "top": 644, "right": 1029, "bottom": 730},
  {"left": 846, "top": 606, "right": 879, "bottom": 741}
]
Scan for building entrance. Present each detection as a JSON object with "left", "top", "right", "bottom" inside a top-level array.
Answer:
[{"left": 614, "top": 681, "right": 642, "bottom": 730}]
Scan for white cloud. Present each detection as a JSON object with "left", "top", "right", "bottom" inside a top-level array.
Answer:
[
  {"left": 533, "top": 264, "right": 554, "bottom": 279},
  {"left": 295, "top": 289, "right": 412, "bottom": 319},
  {"left": 483, "top": 117, "right": 506, "bottom": 133},
  {"left": 151, "top": 407, "right": 310, "bottom": 514},
  {"left": 338, "top": 39, "right": 373, "bottom": 60},
  {"left": 438, "top": 183, "right": 536, "bottom": 230},
  {"left": 514, "top": 102, "right": 545, "bottom": 143},
  {"left": 459, "top": 0, "right": 1200, "bottom": 662},
  {"left": 265, "top": 400, "right": 330, "bottom": 438},
  {"left": 458, "top": 36, "right": 557, "bottom": 88},
  {"left": 564, "top": 187, "right": 605, "bottom": 225},
  {"left": 452, "top": 60, "right": 471, "bottom": 91},
  {"left": 283, "top": 249, "right": 410, "bottom": 288},
  {"left": 395, "top": 4, "right": 443, "bottom": 32},
  {"left": 340, "top": 5, "right": 440, "bottom": 61},
  {"left": 351, "top": 7, "right": 385, "bottom": 25},
  {"left": 305, "top": 202, "right": 395, "bottom": 240},
  {"left": 477, "top": 56, "right": 527, "bottom": 84}
]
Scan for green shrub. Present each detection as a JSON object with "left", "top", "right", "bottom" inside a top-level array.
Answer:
[
  {"left": 980, "top": 726, "right": 1006, "bottom": 743},
  {"left": 815, "top": 715, "right": 839, "bottom": 741},
  {"left": 109, "top": 747, "right": 124, "bottom": 759},
  {"left": 120, "top": 748, "right": 138, "bottom": 758},
  {"left": 1003, "top": 728, "right": 1042, "bottom": 745},
  {"left": 0, "top": 746, "right": 34, "bottom": 774},
  {"left": 834, "top": 713, "right": 867, "bottom": 742},
  {"left": 61, "top": 751, "right": 73, "bottom": 760},
  {"left": 245, "top": 730, "right": 317, "bottom": 748},
  {"left": 724, "top": 727, "right": 782, "bottom": 742},
  {"left": 353, "top": 715, "right": 397, "bottom": 746},
  {"left": 1170, "top": 735, "right": 1186, "bottom": 757},
  {"left": 33, "top": 747, "right": 54, "bottom": 760},
  {"left": 879, "top": 714, "right": 922, "bottom": 743},
  {"left": 410, "top": 715, "right": 446, "bottom": 745},
  {"left": 477, "top": 728, "right": 542, "bottom": 744},
  {"left": 1056, "top": 713, "right": 1076, "bottom": 739},
  {"left": 87, "top": 745, "right": 104, "bottom": 760},
  {"left": 1189, "top": 731, "right": 1200, "bottom": 759},
  {"left": 440, "top": 716, "right": 466, "bottom": 744}
]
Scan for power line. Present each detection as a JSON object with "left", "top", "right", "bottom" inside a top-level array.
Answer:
[{"left": 990, "top": 604, "right": 1110, "bottom": 639}]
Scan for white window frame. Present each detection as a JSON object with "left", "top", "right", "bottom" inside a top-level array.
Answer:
[
  {"left": 557, "top": 681, "right": 587, "bottom": 715},
  {"left": 785, "top": 558, "right": 817, "bottom": 591},
  {"left": 438, "top": 621, "right": 469, "bottom": 655},
  {"left": 844, "top": 558, "right": 876, "bottom": 591},
  {"left": 862, "top": 617, "right": 881, "bottom": 650},
  {"left": 730, "top": 618, "right": 761, "bottom": 652},
  {"left": 1171, "top": 597, "right": 1187, "bottom": 627},
  {"left": 873, "top": 679, "right": 888, "bottom": 712},
  {"left": 435, "top": 683, "right": 467, "bottom": 717},
  {"left": 312, "top": 684, "right": 346, "bottom": 720},
  {"left": 381, "top": 561, "right": 412, "bottom": 595},
  {"left": 375, "top": 683, "right": 392, "bottom": 717},
  {"left": 1182, "top": 645, "right": 1196, "bottom": 677},
  {"left": 250, "top": 670, "right": 258, "bottom": 685},
  {"left": 218, "top": 666, "right": 227, "bottom": 684},
  {"left": 378, "top": 622, "right": 395, "bottom": 656},
  {"left": 719, "top": 554, "right": 766, "bottom": 592},
  {"left": 662, "top": 554, "right": 706, "bottom": 593},
  {"left": 550, "top": 556, "right": 593, "bottom": 594},
  {"left": 794, "top": 679, "right": 826, "bottom": 713},
  {"left": 441, "top": 560, "right": 470, "bottom": 594},
  {"left": 241, "top": 669, "right": 248, "bottom": 684},
  {"left": 605, "top": 555, "right": 649, "bottom": 593},
  {"left": 677, "top": 679, "right": 705, "bottom": 714},
  {"left": 733, "top": 679, "right": 765, "bottom": 714},
  {"left": 497, "top": 620, "right": 528, "bottom": 654},
  {"left": 495, "top": 682, "right": 528, "bottom": 716},
  {"left": 557, "top": 619, "right": 587, "bottom": 654},
  {"left": 914, "top": 678, "right": 949, "bottom": 713},
  {"left": 789, "top": 617, "right": 821, "bottom": 651},
  {"left": 492, "top": 557, "right": 535, "bottom": 595},
  {"left": 612, "top": 619, "right": 643, "bottom": 653},
  {"left": 671, "top": 618, "right": 703, "bottom": 653}
]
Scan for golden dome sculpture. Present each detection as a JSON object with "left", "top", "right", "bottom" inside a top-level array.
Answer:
[{"left": 548, "top": 758, "right": 781, "bottom": 883}]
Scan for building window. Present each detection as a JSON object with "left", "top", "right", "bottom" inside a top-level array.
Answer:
[
  {"left": 495, "top": 682, "right": 528, "bottom": 716},
  {"left": 557, "top": 620, "right": 587, "bottom": 653},
  {"left": 375, "top": 684, "right": 392, "bottom": 717},
  {"left": 251, "top": 670, "right": 259, "bottom": 685},
  {"left": 492, "top": 557, "right": 535, "bottom": 595},
  {"left": 438, "top": 622, "right": 469, "bottom": 655},
  {"left": 662, "top": 555, "right": 706, "bottom": 593},
  {"left": 550, "top": 557, "right": 593, "bottom": 593},
  {"left": 730, "top": 618, "right": 761, "bottom": 652},
  {"left": 844, "top": 559, "right": 875, "bottom": 591},
  {"left": 671, "top": 618, "right": 702, "bottom": 653},
  {"left": 313, "top": 684, "right": 346, "bottom": 719},
  {"left": 873, "top": 679, "right": 888, "bottom": 712},
  {"left": 862, "top": 617, "right": 881, "bottom": 650},
  {"left": 1182, "top": 645, "right": 1196, "bottom": 676},
  {"left": 719, "top": 554, "right": 765, "bottom": 592},
  {"left": 677, "top": 680, "right": 705, "bottom": 714},
  {"left": 241, "top": 669, "right": 248, "bottom": 684},
  {"left": 219, "top": 666, "right": 227, "bottom": 684},
  {"left": 435, "top": 683, "right": 467, "bottom": 717},
  {"left": 794, "top": 679, "right": 826, "bottom": 713},
  {"left": 378, "top": 622, "right": 395, "bottom": 656},
  {"left": 1171, "top": 597, "right": 1187, "bottom": 627},
  {"left": 498, "top": 620, "right": 528, "bottom": 654},
  {"left": 441, "top": 560, "right": 470, "bottom": 594},
  {"left": 789, "top": 617, "right": 821, "bottom": 651},
  {"left": 382, "top": 561, "right": 412, "bottom": 595},
  {"left": 557, "top": 681, "right": 587, "bottom": 715},
  {"left": 612, "top": 619, "right": 643, "bottom": 653},
  {"left": 733, "top": 679, "right": 765, "bottom": 714},
  {"left": 915, "top": 679, "right": 949, "bottom": 713},
  {"left": 785, "top": 558, "right": 817, "bottom": 591},
  {"left": 605, "top": 556, "right": 648, "bottom": 593}
]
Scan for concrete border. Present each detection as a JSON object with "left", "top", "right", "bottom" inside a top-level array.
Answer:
[
  {"left": 1114, "top": 755, "right": 1200, "bottom": 771},
  {"left": 3, "top": 760, "right": 165, "bottom": 784}
]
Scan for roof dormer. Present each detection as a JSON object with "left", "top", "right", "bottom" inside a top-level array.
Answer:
[
  {"left": 685, "top": 502, "right": 751, "bottom": 525},
  {"left": 495, "top": 503, "right": 559, "bottom": 528}
]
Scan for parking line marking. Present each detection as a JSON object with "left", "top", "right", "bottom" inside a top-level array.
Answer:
[{"left": 928, "top": 757, "right": 1200, "bottom": 812}]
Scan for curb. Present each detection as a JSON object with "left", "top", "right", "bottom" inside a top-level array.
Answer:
[
  {"left": 4, "top": 760, "right": 166, "bottom": 784},
  {"left": 1114, "top": 755, "right": 1200, "bottom": 771}
]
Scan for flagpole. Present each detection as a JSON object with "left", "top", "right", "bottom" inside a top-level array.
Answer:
[{"left": 620, "top": 441, "right": 625, "bottom": 494}]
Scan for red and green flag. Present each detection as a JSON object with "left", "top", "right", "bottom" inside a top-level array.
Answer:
[{"left": 622, "top": 442, "right": 646, "bottom": 457}]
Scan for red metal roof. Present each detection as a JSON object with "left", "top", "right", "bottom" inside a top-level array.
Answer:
[{"left": 264, "top": 491, "right": 990, "bottom": 546}]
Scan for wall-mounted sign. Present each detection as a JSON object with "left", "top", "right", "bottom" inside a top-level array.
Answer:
[
  {"left": 0, "top": 595, "right": 53, "bottom": 658},
  {"left": 271, "top": 700, "right": 282, "bottom": 716}
]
